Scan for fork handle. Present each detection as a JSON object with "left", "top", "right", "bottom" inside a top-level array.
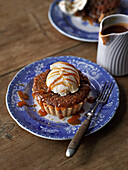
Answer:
[{"left": 66, "top": 114, "right": 92, "bottom": 157}]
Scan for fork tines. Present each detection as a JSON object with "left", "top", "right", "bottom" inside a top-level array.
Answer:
[{"left": 97, "top": 82, "right": 114, "bottom": 103}]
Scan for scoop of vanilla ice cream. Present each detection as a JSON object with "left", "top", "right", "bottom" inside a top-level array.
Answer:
[
  {"left": 59, "top": 0, "right": 88, "bottom": 15},
  {"left": 46, "top": 62, "right": 80, "bottom": 96}
]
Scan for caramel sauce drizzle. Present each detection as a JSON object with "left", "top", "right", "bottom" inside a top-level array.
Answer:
[
  {"left": 63, "top": 79, "right": 75, "bottom": 92},
  {"left": 17, "top": 90, "right": 29, "bottom": 100},
  {"left": 61, "top": 67, "right": 78, "bottom": 74},
  {"left": 47, "top": 75, "right": 63, "bottom": 92},
  {"left": 50, "top": 81, "right": 67, "bottom": 90},
  {"left": 82, "top": 16, "right": 97, "bottom": 25},
  {"left": 59, "top": 115, "right": 64, "bottom": 119},
  {"left": 59, "top": 89, "right": 70, "bottom": 94},
  {"left": 99, "top": 32, "right": 109, "bottom": 45},
  {"left": 47, "top": 71, "right": 60, "bottom": 79},
  {"left": 17, "top": 90, "right": 36, "bottom": 107},
  {"left": 67, "top": 114, "right": 81, "bottom": 126},
  {"left": 18, "top": 83, "right": 25, "bottom": 87},
  {"left": 33, "top": 89, "right": 48, "bottom": 94},
  {"left": 78, "top": 1, "right": 83, "bottom": 7},
  {"left": 17, "top": 91, "right": 29, "bottom": 107},
  {"left": 17, "top": 99, "right": 27, "bottom": 107},
  {"left": 38, "top": 109, "right": 47, "bottom": 117},
  {"left": 63, "top": 73, "right": 79, "bottom": 86},
  {"left": 47, "top": 64, "right": 80, "bottom": 92},
  {"left": 65, "top": 78, "right": 76, "bottom": 85},
  {"left": 67, "top": 107, "right": 85, "bottom": 126},
  {"left": 48, "top": 74, "right": 77, "bottom": 92},
  {"left": 48, "top": 67, "right": 78, "bottom": 77}
]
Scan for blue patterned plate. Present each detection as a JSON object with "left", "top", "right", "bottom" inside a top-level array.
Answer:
[
  {"left": 6, "top": 56, "right": 119, "bottom": 140},
  {"left": 48, "top": 0, "right": 128, "bottom": 42}
]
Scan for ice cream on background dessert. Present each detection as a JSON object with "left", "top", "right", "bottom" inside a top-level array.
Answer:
[
  {"left": 59, "top": 0, "right": 120, "bottom": 23},
  {"left": 59, "top": 0, "right": 88, "bottom": 15}
]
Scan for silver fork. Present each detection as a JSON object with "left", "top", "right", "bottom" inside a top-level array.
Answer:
[{"left": 66, "top": 82, "right": 114, "bottom": 157}]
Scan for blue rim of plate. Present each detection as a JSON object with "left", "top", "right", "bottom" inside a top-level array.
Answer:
[
  {"left": 6, "top": 56, "right": 119, "bottom": 140},
  {"left": 48, "top": 0, "right": 128, "bottom": 42}
]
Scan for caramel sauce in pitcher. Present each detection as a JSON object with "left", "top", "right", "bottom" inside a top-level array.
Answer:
[
  {"left": 100, "top": 23, "right": 128, "bottom": 45},
  {"left": 101, "top": 24, "right": 128, "bottom": 35}
]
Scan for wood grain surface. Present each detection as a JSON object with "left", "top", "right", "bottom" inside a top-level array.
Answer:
[{"left": 0, "top": 0, "right": 128, "bottom": 169}]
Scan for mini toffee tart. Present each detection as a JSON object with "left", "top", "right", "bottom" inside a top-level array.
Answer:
[{"left": 32, "top": 62, "right": 91, "bottom": 118}]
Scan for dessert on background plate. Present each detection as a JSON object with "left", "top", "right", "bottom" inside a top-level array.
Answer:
[
  {"left": 32, "top": 61, "right": 91, "bottom": 119},
  {"left": 59, "top": 0, "right": 120, "bottom": 23}
]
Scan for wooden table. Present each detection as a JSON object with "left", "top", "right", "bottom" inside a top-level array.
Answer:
[{"left": 0, "top": 0, "right": 128, "bottom": 169}]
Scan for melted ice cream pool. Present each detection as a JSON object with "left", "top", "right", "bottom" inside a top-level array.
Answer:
[{"left": 46, "top": 62, "right": 80, "bottom": 96}]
